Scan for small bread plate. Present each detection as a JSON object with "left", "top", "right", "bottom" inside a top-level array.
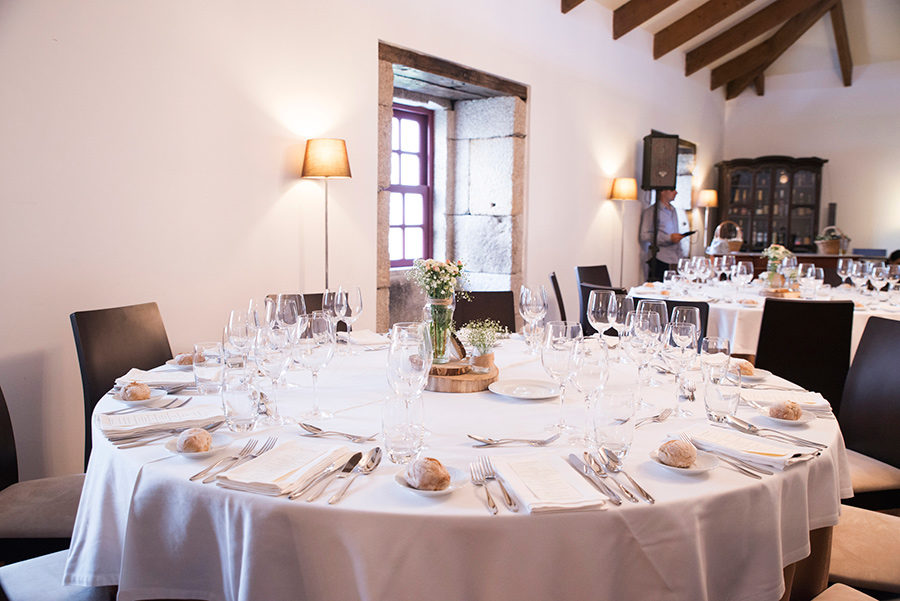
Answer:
[
  {"left": 164, "top": 434, "right": 229, "bottom": 459},
  {"left": 758, "top": 410, "right": 816, "bottom": 427},
  {"left": 488, "top": 379, "right": 559, "bottom": 400},
  {"left": 165, "top": 359, "right": 193, "bottom": 371},
  {"left": 648, "top": 449, "right": 719, "bottom": 475},
  {"left": 740, "top": 368, "right": 772, "bottom": 383},
  {"left": 112, "top": 388, "right": 168, "bottom": 406},
  {"left": 394, "top": 466, "right": 468, "bottom": 497}
]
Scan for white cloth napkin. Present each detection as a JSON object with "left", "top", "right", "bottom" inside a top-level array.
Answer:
[
  {"left": 216, "top": 441, "right": 350, "bottom": 496},
  {"left": 491, "top": 455, "right": 607, "bottom": 513},
  {"left": 741, "top": 389, "right": 832, "bottom": 413},
  {"left": 347, "top": 329, "right": 389, "bottom": 347},
  {"left": 683, "top": 424, "right": 817, "bottom": 471},
  {"left": 99, "top": 406, "right": 224, "bottom": 438},
  {"left": 115, "top": 368, "right": 195, "bottom": 387}
]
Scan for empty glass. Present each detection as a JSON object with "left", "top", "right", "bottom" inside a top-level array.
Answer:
[
  {"left": 586, "top": 289, "right": 616, "bottom": 338},
  {"left": 221, "top": 370, "right": 258, "bottom": 432},
  {"left": 383, "top": 393, "right": 425, "bottom": 465},
  {"left": 704, "top": 363, "right": 741, "bottom": 422},
  {"left": 798, "top": 263, "right": 817, "bottom": 299},
  {"left": 541, "top": 321, "right": 583, "bottom": 432},
  {"left": 591, "top": 389, "right": 635, "bottom": 460},
  {"left": 226, "top": 309, "right": 252, "bottom": 368},
  {"left": 519, "top": 285, "right": 549, "bottom": 325},
  {"left": 636, "top": 299, "right": 668, "bottom": 329},
  {"left": 836, "top": 258, "right": 853, "bottom": 286},
  {"left": 870, "top": 267, "right": 888, "bottom": 300},
  {"left": 607, "top": 295, "right": 634, "bottom": 361},
  {"left": 193, "top": 342, "right": 224, "bottom": 395},
  {"left": 294, "top": 311, "right": 336, "bottom": 419},
  {"left": 621, "top": 310, "right": 661, "bottom": 408},
  {"left": 700, "top": 337, "right": 731, "bottom": 384},
  {"left": 254, "top": 324, "right": 293, "bottom": 425},
  {"left": 335, "top": 286, "right": 363, "bottom": 354},
  {"left": 849, "top": 261, "right": 871, "bottom": 296},
  {"left": 670, "top": 305, "right": 701, "bottom": 345},
  {"left": 384, "top": 322, "right": 433, "bottom": 464},
  {"left": 734, "top": 261, "right": 755, "bottom": 293},
  {"left": 573, "top": 338, "right": 609, "bottom": 444},
  {"left": 662, "top": 322, "right": 698, "bottom": 416}
]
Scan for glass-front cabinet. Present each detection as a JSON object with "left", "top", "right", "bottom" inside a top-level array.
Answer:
[{"left": 716, "top": 156, "right": 827, "bottom": 252}]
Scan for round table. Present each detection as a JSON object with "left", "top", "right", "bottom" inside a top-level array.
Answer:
[{"left": 64, "top": 339, "right": 851, "bottom": 601}]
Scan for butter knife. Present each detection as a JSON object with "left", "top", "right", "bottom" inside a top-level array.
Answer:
[
  {"left": 585, "top": 452, "right": 638, "bottom": 503},
  {"left": 567, "top": 454, "right": 620, "bottom": 505}
]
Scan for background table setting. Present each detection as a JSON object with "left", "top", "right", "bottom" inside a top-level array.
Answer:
[{"left": 64, "top": 319, "right": 852, "bottom": 601}]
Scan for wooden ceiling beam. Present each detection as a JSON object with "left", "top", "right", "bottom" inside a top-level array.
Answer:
[
  {"left": 561, "top": 0, "right": 586, "bottom": 14},
  {"left": 613, "top": 0, "right": 680, "bottom": 39},
  {"left": 722, "top": 0, "right": 837, "bottom": 98},
  {"left": 685, "top": 0, "right": 820, "bottom": 76},
  {"left": 654, "top": 0, "right": 756, "bottom": 60},
  {"left": 710, "top": 42, "right": 770, "bottom": 89},
  {"left": 830, "top": 0, "right": 853, "bottom": 85}
]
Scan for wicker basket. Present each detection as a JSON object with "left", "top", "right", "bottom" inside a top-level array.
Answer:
[
  {"left": 814, "top": 226, "right": 845, "bottom": 255},
  {"left": 712, "top": 221, "right": 744, "bottom": 253}
]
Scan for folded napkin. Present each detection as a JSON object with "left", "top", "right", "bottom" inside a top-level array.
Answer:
[
  {"left": 683, "top": 424, "right": 817, "bottom": 471},
  {"left": 347, "top": 329, "right": 389, "bottom": 347},
  {"left": 115, "top": 368, "right": 195, "bottom": 387},
  {"left": 741, "top": 389, "right": 832, "bottom": 413},
  {"left": 491, "top": 455, "right": 607, "bottom": 513},
  {"left": 99, "top": 406, "right": 225, "bottom": 438},
  {"left": 216, "top": 441, "right": 350, "bottom": 496}
]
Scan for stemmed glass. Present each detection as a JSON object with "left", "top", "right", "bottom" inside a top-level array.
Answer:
[
  {"left": 541, "top": 321, "right": 583, "bottom": 433},
  {"left": 734, "top": 261, "right": 755, "bottom": 295},
  {"left": 662, "top": 322, "right": 698, "bottom": 416},
  {"left": 836, "top": 258, "right": 853, "bottom": 286},
  {"left": 692, "top": 257, "right": 712, "bottom": 285},
  {"left": 294, "top": 311, "right": 336, "bottom": 419},
  {"left": 849, "top": 262, "right": 871, "bottom": 298},
  {"left": 226, "top": 308, "right": 252, "bottom": 368},
  {"left": 798, "top": 263, "right": 817, "bottom": 299},
  {"left": 636, "top": 299, "right": 668, "bottom": 386},
  {"left": 813, "top": 267, "right": 825, "bottom": 293},
  {"left": 335, "top": 286, "right": 363, "bottom": 354},
  {"left": 572, "top": 337, "right": 609, "bottom": 445},
  {"left": 253, "top": 321, "right": 293, "bottom": 425},
  {"left": 677, "top": 257, "right": 693, "bottom": 283},
  {"left": 321, "top": 289, "right": 342, "bottom": 335},
  {"left": 586, "top": 289, "right": 616, "bottom": 339},
  {"left": 608, "top": 295, "right": 634, "bottom": 361},
  {"left": 671, "top": 305, "right": 701, "bottom": 349},
  {"left": 888, "top": 265, "right": 900, "bottom": 291},
  {"left": 384, "top": 322, "right": 433, "bottom": 463},
  {"left": 779, "top": 256, "right": 799, "bottom": 286},
  {"left": 621, "top": 310, "right": 661, "bottom": 409},
  {"left": 870, "top": 267, "right": 888, "bottom": 302},
  {"left": 712, "top": 256, "right": 728, "bottom": 286},
  {"left": 519, "top": 285, "right": 549, "bottom": 354}
]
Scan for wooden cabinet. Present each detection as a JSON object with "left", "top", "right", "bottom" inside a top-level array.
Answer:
[{"left": 716, "top": 156, "right": 827, "bottom": 253}]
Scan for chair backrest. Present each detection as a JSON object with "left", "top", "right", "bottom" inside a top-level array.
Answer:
[
  {"left": 0, "top": 386, "right": 18, "bottom": 490},
  {"left": 755, "top": 299, "right": 854, "bottom": 414},
  {"left": 574, "top": 265, "right": 612, "bottom": 288},
  {"left": 839, "top": 317, "right": 900, "bottom": 467},
  {"left": 70, "top": 302, "right": 173, "bottom": 468},
  {"left": 549, "top": 272, "right": 566, "bottom": 322},
  {"left": 453, "top": 291, "right": 517, "bottom": 333},
  {"left": 631, "top": 296, "right": 710, "bottom": 342},
  {"left": 578, "top": 284, "right": 627, "bottom": 336},
  {"left": 265, "top": 293, "right": 345, "bottom": 331}
]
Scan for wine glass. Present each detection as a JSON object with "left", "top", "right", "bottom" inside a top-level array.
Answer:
[
  {"left": 335, "top": 286, "right": 363, "bottom": 354},
  {"left": 813, "top": 267, "right": 825, "bottom": 293},
  {"left": 226, "top": 309, "right": 252, "bottom": 367},
  {"left": 734, "top": 261, "right": 755, "bottom": 294},
  {"left": 636, "top": 299, "right": 668, "bottom": 329},
  {"left": 253, "top": 323, "right": 293, "bottom": 425},
  {"left": 888, "top": 265, "right": 900, "bottom": 291},
  {"left": 849, "top": 261, "right": 871, "bottom": 297},
  {"left": 321, "top": 289, "right": 342, "bottom": 332},
  {"left": 798, "top": 263, "right": 816, "bottom": 299},
  {"left": 712, "top": 256, "right": 728, "bottom": 285},
  {"left": 836, "top": 258, "right": 853, "bottom": 286},
  {"left": 276, "top": 294, "right": 305, "bottom": 328},
  {"left": 572, "top": 337, "right": 609, "bottom": 445},
  {"left": 870, "top": 267, "right": 888, "bottom": 301},
  {"left": 294, "top": 311, "right": 336, "bottom": 419},
  {"left": 608, "top": 295, "right": 634, "bottom": 361},
  {"left": 662, "top": 322, "right": 698, "bottom": 416},
  {"left": 519, "top": 285, "right": 549, "bottom": 354},
  {"left": 586, "top": 289, "right": 616, "bottom": 339},
  {"left": 779, "top": 256, "right": 799, "bottom": 285},
  {"left": 541, "top": 321, "right": 583, "bottom": 433},
  {"left": 692, "top": 257, "right": 712, "bottom": 285},
  {"left": 677, "top": 257, "right": 692, "bottom": 280},
  {"left": 671, "top": 305, "right": 701, "bottom": 347},
  {"left": 621, "top": 310, "right": 661, "bottom": 409}
]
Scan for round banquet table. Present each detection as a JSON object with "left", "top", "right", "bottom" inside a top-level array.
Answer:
[{"left": 64, "top": 338, "right": 852, "bottom": 601}]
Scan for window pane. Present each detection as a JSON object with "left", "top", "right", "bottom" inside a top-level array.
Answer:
[
  {"left": 389, "top": 193, "right": 404, "bottom": 226},
  {"left": 391, "top": 117, "right": 399, "bottom": 151},
  {"left": 405, "top": 227, "right": 424, "bottom": 260},
  {"left": 389, "top": 227, "right": 404, "bottom": 261},
  {"left": 405, "top": 193, "right": 423, "bottom": 225},
  {"left": 400, "top": 118, "right": 420, "bottom": 153},
  {"left": 400, "top": 154, "right": 419, "bottom": 186},
  {"left": 390, "top": 152, "right": 399, "bottom": 186}
]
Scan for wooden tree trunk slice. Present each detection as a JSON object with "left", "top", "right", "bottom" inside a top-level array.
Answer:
[{"left": 426, "top": 365, "right": 500, "bottom": 393}]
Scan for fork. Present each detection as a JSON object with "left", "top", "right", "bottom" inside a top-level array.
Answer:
[
  {"left": 103, "top": 396, "right": 193, "bottom": 416},
  {"left": 467, "top": 432, "right": 560, "bottom": 447},
  {"left": 635, "top": 408, "right": 673, "bottom": 429},
  {"left": 469, "top": 463, "right": 498, "bottom": 515},
  {"left": 202, "top": 436, "right": 278, "bottom": 483},
  {"left": 478, "top": 456, "right": 517, "bottom": 512},
  {"left": 191, "top": 439, "right": 258, "bottom": 481}
]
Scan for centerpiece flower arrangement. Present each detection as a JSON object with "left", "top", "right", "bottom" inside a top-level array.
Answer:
[
  {"left": 459, "top": 318, "right": 507, "bottom": 370},
  {"left": 408, "top": 258, "right": 469, "bottom": 364},
  {"left": 761, "top": 243, "right": 793, "bottom": 286}
]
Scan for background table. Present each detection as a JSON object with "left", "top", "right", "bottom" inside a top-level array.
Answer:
[{"left": 65, "top": 340, "right": 851, "bottom": 601}]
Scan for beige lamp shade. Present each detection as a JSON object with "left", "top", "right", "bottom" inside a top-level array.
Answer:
[
  {"left": 301, "top": 138, "right": 351, "bottom": 179},
  {"left": 698, "top": 189, "right": 718, "bottom": 208},
  {"left": 609, "top": 177, "right": 638, "bottom": 201}
]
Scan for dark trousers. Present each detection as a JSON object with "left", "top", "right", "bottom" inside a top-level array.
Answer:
[{"left": 646, "top": 257, "right": 671, "bottom": 282}]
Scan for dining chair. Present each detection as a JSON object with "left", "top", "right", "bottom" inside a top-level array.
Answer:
[
  {"left": 0, "top": 385, "right": 84, "bottom": 564},
  {"left": 70, "top": 302, "right": 173, "bottom": 469},
  {"left": 452, "top": 291, "right": 517, "bottom": 332},
  {"left": 754, "top": 299, "right": 853, "bottom": 416},
  {"left": 548, "top": 272, "right": 566, "bottom": 322},
  {"left": 829, "top": 504, "right": 900, "bottom": 595},
  {"left": 574, "top": 264, "right": 613, "bottom": 288},
  {"left": 811, "top": 583, "right": 878, "bottom": 601},
  {"left": 265, "top": 293, "right": 346, "bottom": 331},
  {"left": 578, "top": 284, "right": 626, "bottom": 336},
  {"left": 0, "top": 549, "right": 116, "bottom": 601},
  {"left": 836, "top": 317, "right": 900, "bottom": 511},
  {"left": 630, "top": 296, "right": 710, "bottom": 342}
]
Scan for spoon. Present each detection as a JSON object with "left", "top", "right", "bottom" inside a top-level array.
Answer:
[
  {"left": 298, "top": 422, "right": 378, "bottom": 443},
  {"left": 600, "top": 448, "right": 655, "bottom": 504},
  {"left": 329, "top": 447, "right": 382, "bottom": 504}
]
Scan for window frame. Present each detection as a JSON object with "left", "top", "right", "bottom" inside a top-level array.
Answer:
[{"left": 388, "top": 103, "right": 434, "bottom": 268}]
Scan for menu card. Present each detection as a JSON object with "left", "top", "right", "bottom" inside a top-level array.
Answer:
[
  {"left": 216, "top": 441, "right": 350, "bottom": 496},
  {"left": 100, "top": 406, "right": 224, "bottom": 437},
  {"left": 685, "top": 424, "right": 818, "bottom": 470},
  {"left": 492, "top": 455, "right": 607, "bottom": 513}
]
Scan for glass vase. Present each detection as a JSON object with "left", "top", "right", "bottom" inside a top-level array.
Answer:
[{"left": 424, "top": 294, "right": 455, "bottom": 364}]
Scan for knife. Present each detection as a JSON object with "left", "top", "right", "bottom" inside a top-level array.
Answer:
[
  {"left": 724, "top": 415, "right": 827, "bottom": 450},
  {"left": 567, "top": 454, "right": 621, "bottom": 505},
  {"left": 306, "top": 452, "right": 363, "bottom": 502},
  {"left": 286, "top": 457, "right": 347, "bottom": 499},
  {"left": 584, "top": 452, "right": 638, "bottom": 503}
]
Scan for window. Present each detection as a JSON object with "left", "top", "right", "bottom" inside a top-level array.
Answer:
[{"left": 389, "top": 104, "right": 433, "bottom": 267}]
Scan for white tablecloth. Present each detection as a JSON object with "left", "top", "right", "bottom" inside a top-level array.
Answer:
[{"left": 65, "top": 340, "right": 851, "bottom": 601}]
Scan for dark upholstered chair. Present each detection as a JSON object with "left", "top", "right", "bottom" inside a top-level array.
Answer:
[
  {"left": 266, "top": 293, "right": 346, "bottom": 331},
  {"left": 755, "top": 299, "right": 853, "bottom": 415},
  {"left": 578, "top": 284, "right": 626, "bottom": 336},
  {"left": 574, "top": 265, "right": 613, "bottom": 288},
  {"left": 631, "top": 296, "right": 711, "bottom": 343},
  {"left": 453, "top": 291, "right": 517, "bottom": 332},
  {"left": 830, "top": 504, "right": 900, "bottom": 595},
  {"left": 0, "top": 549, "right": 116, "bottom": 600},
  {"left": 0, "top": 386, "right": 84, "bottom": 564},
  {"left": 70, "top": 302, "right": 172, "bottom": 469},
  {"left": 837, "top": 317, "right": 900, "bottom": 510},
  {"left": 549, "top": 272, "right": 566, "bottom": 322}
]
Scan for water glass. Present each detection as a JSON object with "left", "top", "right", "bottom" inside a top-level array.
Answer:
[
  {"left": 387, "top": 322, "right": 433, "bottom": 400},
  {"left": 700, "top": 337, "right": 731, "bottom": 383},
  {"left": 193, "top": 342, "right": 224, "bottom": 395},
  {"left": 221, "top": 370, "right": 258, "bottom": 432},
  {"left": 591, "top": 389, "right": 635, "bottom": 460},
  {"left": 294, "top": 311, "right": 336, "bottom": 419},
  {"left": 383, "top": 393, "right": 425, "bottom": 465},
  {"left": 523, "top": 318, "right": 545, "bottom": 355},
  {"left": 587, "top": 289, "right": 616, "bottom": 336},
  {"left": 542, "top": 321, "right": 583, "bottom": 432},
  {"left": 704, "top": 363, "right": 741, "bottom": 422}
]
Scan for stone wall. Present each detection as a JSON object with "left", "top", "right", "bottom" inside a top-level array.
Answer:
[{"left": 376, "top": 59, "right": 393, "bottom": 333}]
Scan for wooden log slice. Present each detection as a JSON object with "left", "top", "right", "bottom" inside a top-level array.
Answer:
[{"left": 426, "top": 364, "right": 500, "bottom": 393}]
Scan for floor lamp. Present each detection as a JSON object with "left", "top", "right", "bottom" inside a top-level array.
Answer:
[
  {"left": 697, "top": 189, "right": 718, "bottom": 247},
  {"left": 609, "top": 177, "right": 638, "bottom": 287},
  {"left": 301, "top": 138, "right": 352, "bottom": 290}
]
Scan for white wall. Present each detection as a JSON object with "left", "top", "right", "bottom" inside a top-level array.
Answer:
[{"left": 0, "top": 0, "right": 725, "bottom": 478}]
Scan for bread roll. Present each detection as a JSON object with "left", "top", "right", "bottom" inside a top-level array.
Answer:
[
  {"left": 405, "top": 457, "right": 451, "bottom": 491},
  {"left": 658, "top": 439, "right": 697, "bottom": 468},
  {"left": 734, "top": 359, "right": 754, "bottom": 376},
  {"left": 174, "top": 353, "right": 194, "bottom": 366},
  {"left": 121, "top": 381, "right": 151, "bottom": 401},
  {"left": 769, "top": 400, "right": 802, "bottom": 421},
  {"left": 176, "top": 427, "right": 212, "bottom": 453}
]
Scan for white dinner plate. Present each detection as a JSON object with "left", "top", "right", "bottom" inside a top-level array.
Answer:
[
  {"left": 648, "top": 450, "right": 719, "bottom": 475},
  {"left": 394, "top": 466, "right": 468, "bottom": 497},
  {"left": 164, "top": 433, "right": 229, "bottom": 459},
  {"left": 758, "top": 410, "right": 816, "bottom": 427},
  {"left": 488, "top": 379, "right": 559, "bottom": 400},
  {"left": 165, "top": 359, "right": 193, "bottom": 371},
  {"left": 112, "top": 388, "right": 168, "bottom": 406},
  {"left": 740, "top": 368, "right": 772, "bottom": 383}
]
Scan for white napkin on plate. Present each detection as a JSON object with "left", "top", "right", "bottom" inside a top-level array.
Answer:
[
  {"left": 741, "top": 389, "right": 832, "bottom": 413},
  {"left": 491, "top": 455, "right": 607, "bottom": 513},
  {"left": 684, "top": 424, "right": 817, "bottom": 471},
  {"left": 115, "top": 368, "right": 195, "bottom": 387},
  {"left": 216, "top": 441, "right": 350, "bottom": 496},
  {"left": 99, "top": 406, "right": 224, "bottom": 438},
  {"left": 347, "top": 329, "right": 389, "bottom": 347}
]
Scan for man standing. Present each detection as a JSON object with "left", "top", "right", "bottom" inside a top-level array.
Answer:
[{"left": 639, "top": 189, "right": 687, "bottom": 282}]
